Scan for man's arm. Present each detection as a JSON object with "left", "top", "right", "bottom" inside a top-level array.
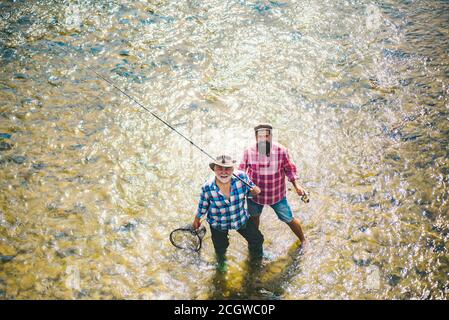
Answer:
[
  {"left": 291, "top": 180, "right": 306, "bottom": 196},
  {"left": 193, "top": 187, "right": 209, "bottom": 229},
  {"left": 284, "top": 149, "right": 306, "bottom": 196},
  {"left": 238, "top": 171, "right": 261, "bottom": 196}
]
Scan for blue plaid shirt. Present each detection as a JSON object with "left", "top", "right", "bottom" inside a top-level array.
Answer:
[{"left": 196, "top": 170, "right": 255, "bottom": 231}]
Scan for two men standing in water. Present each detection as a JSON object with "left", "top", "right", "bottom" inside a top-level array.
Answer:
[{"left": 193, "top": 124, "right": 307, "bottom": 270}]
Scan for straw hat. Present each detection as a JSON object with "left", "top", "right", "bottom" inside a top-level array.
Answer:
[{"left": 209, "top": 155, "right": 236, "bottom": 171}]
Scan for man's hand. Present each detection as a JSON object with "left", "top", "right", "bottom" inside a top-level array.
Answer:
[
  {"left": 293, "top": 183, "right": 306, "bottom": 197},
  {"left": 250, "top": 186, "right": 261, "bottom": 196},
  {"left": 193, "top": 216, "right": 201, "bottom": 230}
]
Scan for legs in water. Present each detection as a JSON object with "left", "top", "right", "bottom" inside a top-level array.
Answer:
[
  {"left": 246, "top": 198, "right": 263, "bottom": 230},
  {"left": 270, "top": 198, "right": 306, "bottom": 244},
  {"left": 210, "top": 221, "right": 264, "bottom": 271},
  {"left": 238, "top": 219, "right": 264, "bottom": 260},
  {"left": 287, "top": 217, "right": 306, "bottom": 244},
  {"left": 210, "top": 227, "right": 229, "bottom": 272},
  {"left": 250, "top": 215, "right": 260, "bottom": 229},
  {"left": 250, "top": 204, "right": 306, "bottom": 243}
]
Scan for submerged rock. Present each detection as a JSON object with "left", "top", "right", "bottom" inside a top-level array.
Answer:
[
  {"left": 14, "top": 73, "right": 29, "bottom": 79},
  {"left": 431, "top": 225, "right": 449, "bottom": 236},
  {"left": 48, "top": 75, "right": 61, "bottom": 86},
  {"left": 1, "top": 47, "right": 16, "bottom": 64},
  {"left": 0, "top": 133, "right": 12, "bottom": 139},
  {"left": 84, "top": 155, "right": 99, "bottom": 163},
  {"left": 118, "top": 50, "right": 130, "bottom": 56},
  {"left": 385, "top": 152, "right": 401, "bottom": 161},
  {"left": 32, "top": 162, "right": 46, "bottom": 170},
  {"left": 251, "top": 0, "right": 287, "bottom": 14},
  {"left": 421, "top": 209, "right": 435, "bottom": 220},
  {"left": 291, "top": 31, "right": 302, "bottom": 40},
  {"left": 415, "top": 267, "right": 429, "bottom": 277},
  {"left": 69, "top": 144, "right": 85, "bottom": 150},
  {"left": 352, "top": 251, "right": 372, "bottom": 266},
  {"left": 76, "top": 289, "right": 90, "bottom": 299},
  {"left": 54, "top": 232, "right": 70, "bottom": 239},
  {"left": 0, "top": 255, "right": 15, "bottom": 263},
  {"left": 118, "top": 222, "right": 137, "bottom": 232},
  {"left": 9, "top": 155, "right": 26, "bottom": 164},
  {"left": 62, "top": 203, "right": 87, "bottom": 215},
  {"left": 426, "top": 239, "right": 446, "bottom": 253},
  {"left": 387, "top": 274, "right": 402, "bottom": 287},
  {"left": 17, "top": 15, "right": 32, "bottom": 25},
  {"left": 90, "top": 45, "right": 104, "bottom": 55},
  {"left": 188, "top": 103, "right": 199, "bottom": 110},
  {"left": 402, "top": 133, "right": 421, "bottom": 142},
  {"left": 0, "top": 141, "right": 13, "bottom": 151},
  {"left": 21, "top": 98, "right": 42, "bottom": 108},
  {"left": 56, "top": 248, "right": 78, "bottom": 258}
]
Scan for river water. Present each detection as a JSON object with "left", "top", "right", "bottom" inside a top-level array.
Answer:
[{"left": 0, "top": 0, "right": 448, "bottom": 299}]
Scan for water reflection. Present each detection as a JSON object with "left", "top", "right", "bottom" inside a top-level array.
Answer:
[{"left": 0, "top": 0, "right": 448, "bottom": 299}]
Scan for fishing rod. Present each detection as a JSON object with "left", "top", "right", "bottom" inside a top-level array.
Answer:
[{"left": 50, "top": 42, "right": 253, "bottom": 188}]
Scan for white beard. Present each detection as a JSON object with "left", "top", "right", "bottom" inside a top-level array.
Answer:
[{"left": 216, "top": 175, "right": 232, "bottom": 184}]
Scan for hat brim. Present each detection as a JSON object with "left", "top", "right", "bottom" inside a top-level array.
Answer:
[{"left": 209, "top": 161, "right": 236, "bottom": 171}]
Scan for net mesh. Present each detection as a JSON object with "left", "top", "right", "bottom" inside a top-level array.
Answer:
[{"left": 170, "top": 224, "right": 206, "bottom": 252}]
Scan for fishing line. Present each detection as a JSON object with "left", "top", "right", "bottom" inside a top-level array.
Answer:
[{"left": 49, "top": 41, "right": 252, "bottom": 188}]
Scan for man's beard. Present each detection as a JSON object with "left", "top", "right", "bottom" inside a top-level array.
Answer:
[
  {"left": 257, "top": 141, "right": 271, "bottom": 156},
  {"left": 216, "top": 175, "right": 232, "bottom": 184}
]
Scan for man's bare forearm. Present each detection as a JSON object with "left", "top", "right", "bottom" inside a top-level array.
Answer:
[{"left": 291, "top": 180, "right": 305, "bottom": 195}]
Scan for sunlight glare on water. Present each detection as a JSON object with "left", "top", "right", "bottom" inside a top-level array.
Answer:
[{"left": 0, "top": 0, "right": 448, "bottom": 299}]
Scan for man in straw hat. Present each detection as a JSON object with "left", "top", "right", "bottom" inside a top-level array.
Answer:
[
  {"left": 239, "top": 124, "right": 307, "bottom": 245},
  {"left": 193, "top": 155, "right": 263, "bottom": 271}
]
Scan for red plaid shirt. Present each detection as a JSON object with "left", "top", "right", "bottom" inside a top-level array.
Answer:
[{"left": 239, "top": 142, "right": 298, "bottom": 205}]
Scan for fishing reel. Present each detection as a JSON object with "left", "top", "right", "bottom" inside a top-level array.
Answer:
[
  {"left": 288, "top": 187, "right": 310, "bottom": 203},
  {"left": 301, "top": 192, "right": 310, "bottom": 203}
]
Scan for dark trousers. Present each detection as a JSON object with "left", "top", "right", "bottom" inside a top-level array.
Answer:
[{"left": 210, "top": 220, "right": 264, "bottom": 260}]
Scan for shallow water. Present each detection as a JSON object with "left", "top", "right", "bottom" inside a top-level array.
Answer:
[{"left": 0, "top": 0, "right": 448, "bottom": 299}]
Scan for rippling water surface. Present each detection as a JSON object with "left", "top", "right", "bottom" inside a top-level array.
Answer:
[{"left": 0, "top": 0, "right": 448, "bottom": 299}]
